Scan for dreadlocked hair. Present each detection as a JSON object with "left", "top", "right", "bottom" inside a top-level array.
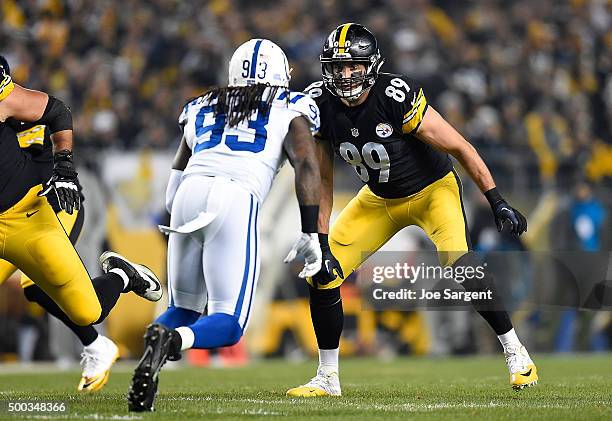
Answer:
[{"left": 202, "top": 84, "right": 287, "bottom": 128}]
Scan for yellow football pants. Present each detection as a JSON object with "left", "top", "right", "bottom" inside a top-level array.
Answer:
[
  {"left": 0, "top": 201, "right": 81, "bottom": 288},
  {"left": 0, "top": 185, "right": 100, "bottom": 325},
  {"left": 310, "top": 171, "right": 470, "bottom": 290}
]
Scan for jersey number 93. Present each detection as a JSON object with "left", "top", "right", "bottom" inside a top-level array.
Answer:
[{"left": 193, "top": 105, "right": 269, "bottom": 153}]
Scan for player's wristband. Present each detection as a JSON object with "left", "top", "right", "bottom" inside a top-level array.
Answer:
[
  {"left": 53, "top": 150, "right": 77, "bottom": 178},
  {"left": 299, "top": 205, "right": 319, "bottom": 233},
  {"left": 318, "top": 233, "right": 330, "bottom": 251},
  {"left": 484, "top": 187, "right": 504, "bottom": 208}
]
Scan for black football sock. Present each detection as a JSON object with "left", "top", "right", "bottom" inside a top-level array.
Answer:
[
  {"left": 475, "top": 309, "right": 513, "bottom": 336},
  {"left": 23, "top": 284, "right": 99, "bottom": 346},
  {"left": 453, "top": 253, "right": 513, "bottom": 335},
  {"left": 92, "top": 273, "right": 125, "bottom": 324},
  {"left": 308, "top": 284, "right": 343, "bottom": 349}
]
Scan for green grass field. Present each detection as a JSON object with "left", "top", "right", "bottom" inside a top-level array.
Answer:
[{"left": 0, "top": 355, "right": 611, "bottom": 420}]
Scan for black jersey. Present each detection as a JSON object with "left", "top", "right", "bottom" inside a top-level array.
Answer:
[
  {"left": 0, "top": 69, "right": 40, "bottom": 211},
  {"left": 8, "top": 120, "right": 53, "bottom": 164},
  {"left": 305, "top": 73, "right": 452, "bottom": 198},
  {"left": 0, "top": 123, "right": 41, "bottom": 211},
  {"left": 4, "top": 119, "right": 83, "bottom": 212},
  {"left": 6, "top": 120, "right": 53, "bottom": 180}
]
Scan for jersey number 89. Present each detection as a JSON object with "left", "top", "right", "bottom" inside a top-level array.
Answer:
[
  {"left": 339, "top": 142, "right": 390, "bottom": 183},
  {"left": 385, "top": 78, "right": 411, "bottom": 102}
]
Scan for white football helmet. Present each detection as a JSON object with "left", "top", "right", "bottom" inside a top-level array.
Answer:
[{"left": 228, "top": 39, "right": 290, "bottom": 88}]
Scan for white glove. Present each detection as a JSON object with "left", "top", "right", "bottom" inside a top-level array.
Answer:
[
  {"left": 284, "top": 233, "right": 322, "bottom": 278},
  {"left": 165, "top": 169, "right": 183, "bottom": 214}
]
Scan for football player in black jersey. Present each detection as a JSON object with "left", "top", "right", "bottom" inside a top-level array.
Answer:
[
  {"left": 0, "top": 56, "right": 120, "bottom": 392},
  {"left": 287, "top": 24, "right": 536, "bottom": 396},
  {"left": 0, "top": 57, "right": 162, "bottom": 378}
]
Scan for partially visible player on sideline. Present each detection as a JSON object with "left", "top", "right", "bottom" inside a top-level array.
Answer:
[
  {"left": 127, "top": 39, "right": 329, "bottom": 412},
  {"left": 286, "top": 23, "right": 537, "bottom": 397},
  {"left": 0, "top": 56, "right": 119, "bottom": 392},
  {"left": 0, "top": 55, "right": 162, "bottom": 364}
]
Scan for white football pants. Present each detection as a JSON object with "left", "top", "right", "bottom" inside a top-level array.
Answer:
[{"left": 166, "top": 174, "right": 260, "bottom": 330}]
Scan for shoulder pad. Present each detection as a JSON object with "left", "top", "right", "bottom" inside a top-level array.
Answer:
[
  {"left": 376, "top": 73, "right": 423, "bottom": 99},
  {"left": 178, "top": 96, "right": 203, "bottom": 127},
  {"left": 374, "top": 73, "right": 428, "bottom": 133},
  {"left": 277, "top": 90, "right": 321, "bottom": 135},
  {"left": 303, "top": 80, "right": 329, "bottom": 104}
]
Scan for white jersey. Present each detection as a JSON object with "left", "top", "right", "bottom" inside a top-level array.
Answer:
[{"left": 180, "top": 89, "right": 320, "bottom": 202}]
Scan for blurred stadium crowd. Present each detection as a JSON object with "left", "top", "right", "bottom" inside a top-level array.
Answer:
[
  {"left": 0, "top": 0, "right": 611, "bottom": 362},
  {"left": 1, "top": 0, "right": 611, "bottom": 188}
]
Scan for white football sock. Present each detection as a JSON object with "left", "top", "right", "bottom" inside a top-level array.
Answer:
[
  {"left": 110, "top": 268, "right": 130, "bottom": 290},
  {"left": 318, "top": 348, "right": 339, "bottom": 373},
  {"left": 498, "top": 328, "right": 521, "bottom": 350},
  {"left": 176, "top": 327, "right": 195, "bottom": 351}
]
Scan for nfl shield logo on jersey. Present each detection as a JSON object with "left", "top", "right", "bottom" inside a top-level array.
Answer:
[
  {"left": 375, "top": 123, "right": 393, "bottom": 138},
  {"left": 351, "top": 128, "right": 359, "bottom": 137}
]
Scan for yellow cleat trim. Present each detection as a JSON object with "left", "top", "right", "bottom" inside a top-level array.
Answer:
[
  {"left": 511, "top": 363, "right": 538, "bottom": 390},
  {"left": 286, "top": 386, "right": 333, "bottom": 397},
  {"left": 78, "top": 370, "right": 110, "bottom": 392},
  {"left": 77, "top": 348, "right": 120, "bottom": 392}
]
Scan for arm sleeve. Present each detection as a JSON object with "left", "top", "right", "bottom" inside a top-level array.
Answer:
[
  {"left": 165, "top": 169, "right": 183, "bottom": 214},
  {"left": 38, "top": 96, "right": 73, "bottom": 134}
]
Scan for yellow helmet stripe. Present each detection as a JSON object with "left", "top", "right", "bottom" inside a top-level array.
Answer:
[{"left": 337, "top": 23, "right": 352, "bottom": 54}]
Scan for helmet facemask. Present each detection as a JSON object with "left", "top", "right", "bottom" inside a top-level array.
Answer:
[{"left": 321, "top": 53, "right": 383, "bottom": 102}]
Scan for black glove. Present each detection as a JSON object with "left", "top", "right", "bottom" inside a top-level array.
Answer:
[
  {"left": 38, "top": 150, "right": 81, "bottom": 215},
  {"left": 315, "top": 233, "right": 344, "bottom": 284},
  {"left": 484, "top": 188, "right": 527, "bottom": 236}
]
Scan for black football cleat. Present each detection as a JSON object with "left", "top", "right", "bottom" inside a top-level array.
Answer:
[
  {"left": 128, "top": 324, "right": 180, "bottom": 412},
  {"left": 99, "top": 251, "right": 162, "bottom": 301}
]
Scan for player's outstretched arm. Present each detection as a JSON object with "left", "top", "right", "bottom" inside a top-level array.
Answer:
[
  {"left": 314, "top": 134, "right": 344, "bottom": 282},
  {"left": 172, "top": 135, "right": 192, "bottom": 171},
  {"left": 0, "top": 81, "right": 80, "bottom": 214},
  {"left": 285, "top": 116, "right": 321, "bottom": 210},
  {"left": 0, "top": 83, "right": 73, "bottom": 151},
  {"left": 415, "top": 106, "right": 494, "bottom": 193},
  {"left": 316, "top": 136, "right": 334, "bottom": 235},
  {"left": 415, "top": 106, "right": 527, "bottom": 236},
  {"left": 283, "top": 116, "right": 323, "bottom": 278},
  {"left": 0, "top": 83, "right": 49, "bottom": 122}
]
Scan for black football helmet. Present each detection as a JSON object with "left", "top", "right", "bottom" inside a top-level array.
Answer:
[{"left": 320, "top": 23, "right": 384, "bottom": 100}]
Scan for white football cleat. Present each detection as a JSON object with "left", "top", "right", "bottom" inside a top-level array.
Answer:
[
  {"left": 99, "top": 251, "right": 162, "bottom": 302},
  {"left": 504, "top": 344, "right": 539, "bottom": 390},
  {"left": 78, "top": 335, "right": 120, "bottom": 392},
  {"left": 286, "top": 367, "right": 341, "bottom": 397}
]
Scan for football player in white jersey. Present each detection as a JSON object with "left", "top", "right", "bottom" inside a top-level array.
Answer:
[{"left": 128, "top": 39, "right": 334, "bottom": 412}]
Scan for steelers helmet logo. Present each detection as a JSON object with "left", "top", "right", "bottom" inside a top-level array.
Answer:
[{"left": 375, "top": 123, "right": 393, "bottom": 138}]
